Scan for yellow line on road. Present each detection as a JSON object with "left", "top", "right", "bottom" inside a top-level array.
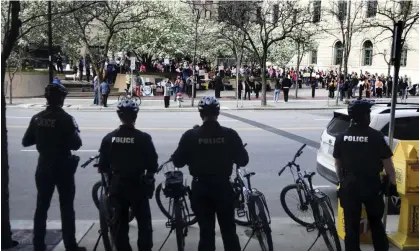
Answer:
[{"left": 7, "top": 125, "right": 323, "bottom": 131}]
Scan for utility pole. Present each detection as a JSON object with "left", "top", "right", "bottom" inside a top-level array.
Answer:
[
  {"left": 383, "top": 20, "right": 404, "bottom": 230},
  {"left": 47, "top": 1, "right": 53, "bottom": 84}
]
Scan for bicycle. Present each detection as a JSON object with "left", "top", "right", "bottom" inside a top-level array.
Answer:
[
  {"left": 231, "top": 143, "right": 273, "bottom": 251},
  {"left": 81, "top": 155, "right": 118, "bottom": 251},
  {"left": 82, "top": 155, "right": 135, "bottom": 223},
  {"left": 155, "top": 159, "right": 197, "bottom": 251},
  {"left": 118, "top": 88, "right": 142, "bottom": 105},
  {"left": 278, "top": 144, "right": 341, "bottom": 251}
]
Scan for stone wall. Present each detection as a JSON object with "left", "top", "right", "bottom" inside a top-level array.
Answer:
[{"left": 4, "top": 72, "right": 48, "bottom": 98}]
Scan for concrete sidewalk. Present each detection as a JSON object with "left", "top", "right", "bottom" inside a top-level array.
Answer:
[
  {"left": 10, "top": 216, "right": 401, "bottom": 251},
  {"left": 7, "top": 96, "right": 418, "bottom": 111}
]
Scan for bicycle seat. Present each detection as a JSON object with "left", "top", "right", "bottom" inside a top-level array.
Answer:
[
  {"left": 304, "top": 172, "right": 316, "bottom": 179},
  {"left": 244, "top": 172, "right": 256, "bottom": 178}
]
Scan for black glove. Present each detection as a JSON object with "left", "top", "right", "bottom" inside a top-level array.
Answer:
[
  {"left": 388, "top": 183, "right": 398, "bottom": 197},
  {"left": 144, "top": 173, "right": 156, "bottom": 199},
  {"left": 381, "top": 175, "right": 398, "bottom": 196}
]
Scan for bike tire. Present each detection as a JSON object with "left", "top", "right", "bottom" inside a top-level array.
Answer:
[
  {"left": 280, "top": 184, "right": 314, "bottom": 227},
  {"left": 234, "top": 192, "right": 251, "bottom": 227},
  {"left": 251, "top": 196, "right": 273, "bottom": 251},
  {"left": 136, "top": 96, "right": 142, "bottom": 106},
  {"left": 174, "top": 199, "right": 185, "bottom": 251},
  {"left": 317, "top": 200, "right": 341, "bottom": 251},
  {"left": 118, "top": 93, "right": 126, "bottom": 102},
  {"left": 93, "top": 182, "right": 135, "bottom": 223},
  {"left": 92, "top": 181, "right": 101, "bottom": 210},
  {"left": 155, "top": 183, "right": 197, "bottom": 226},
  {"left": 99, "top": 194, "right": 113, "bottom": 251}
]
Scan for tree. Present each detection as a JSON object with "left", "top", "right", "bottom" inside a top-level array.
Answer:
[
  {"left": 322, "top": 0, "right": 365, "bottom": 76},
  {"left": 289, "top": 26, "right": 318, "bottom": 98},
  {"left": 67, "top": 1, "right": 161, "bottom": 105},
  {"left": 219, "top": 0, "right": 312, "bottom": 106},
  {"left": 1, "top": 1, "right": 20, "bottom": 248},
  {"left": 363, "top": 0, "right": 419, "bottom": 75}
]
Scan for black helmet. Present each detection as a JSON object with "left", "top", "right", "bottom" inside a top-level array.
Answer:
[
  {"left": 45, "top": 83, "right": 68, "bottom": 98},
  {"left": 117, "top": 99, "right": 139, "bottom": 115},
  {"left": 348, "top": 98, "right": 373, "bottom": 118},
  {"left": 45, "top": 84, "right": 68, "bottom": 106},
  {"left": 198, "top": 96, "right": 220, "bottom": 116}
]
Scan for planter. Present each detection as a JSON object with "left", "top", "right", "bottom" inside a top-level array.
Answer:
[{"left": 4, "top": 71, "right": 48, "bottom": 98}]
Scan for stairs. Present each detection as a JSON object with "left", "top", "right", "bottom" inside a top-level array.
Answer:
[{"left": 60, "top": 80, "right": 121, "bottom": 98}]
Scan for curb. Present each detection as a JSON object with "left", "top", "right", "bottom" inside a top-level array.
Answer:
[{"left": 6, "top": 105, "right": 345, "bottom": 112}]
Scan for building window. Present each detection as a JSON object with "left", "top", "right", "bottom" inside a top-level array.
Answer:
[
  {"left": 334, "top": 41, "right": 343, "bottom": 65},
  {"left": 366, "top": 1, "right": 377, "bottom": 18},
  {"left": 362, "top": 40, "right": 373, "bottom": 66},
  {"left": 337, "top": 1, "right": 347, "bottom": 22},
  {"left": 311, "top": 50, "right": 318, "bottom": 64},
  {"left": 312, "top": 1, "right": 321, "bottom": 23},
  {"left": 401, "top": 47, "right": 408, "bottom": 67}
]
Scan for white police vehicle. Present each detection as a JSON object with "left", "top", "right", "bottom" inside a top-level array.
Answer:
[{"left": 316, "top": 102, "right": 419, "bottom": 213}]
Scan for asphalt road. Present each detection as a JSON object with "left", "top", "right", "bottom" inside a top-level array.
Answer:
[{"left": 6, "top": 108, "right": 338, "bottom": 221}]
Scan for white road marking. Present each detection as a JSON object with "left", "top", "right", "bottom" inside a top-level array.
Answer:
[
  {"left": 6, "top": 116, "right": 31, "bottom": 119},
  {"left": 21, "top": 149, "right": 98, "bottom": 152}
]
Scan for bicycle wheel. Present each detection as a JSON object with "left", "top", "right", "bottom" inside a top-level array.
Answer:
[
  {"left": 234, "top": 191, "right": 251, "bottom": 227},
  {"left": 92, "top": 181, "right": 102, "bottom": 210},
  {"left": 174, "top": 199, "right": 185, "bottom": 251},
  {"left": 99, "top": 194, "right": 114, "bottom": 251},
  {"left": 155, "top": 183, "right": 197, "bottom": 226},
  {"left": 316, "top": 200, "right": 341, "bottom": 251},
  {"left": 136, "top": 96, "right": 142, "bottom": 106},
  {"left": 280, "top": 184, "right": 314, "bottom": 227},
  {"left": 250, "top": 196, "right": 273, "bottom": 251},
  {"left": 118, "top": 93, "right": 126, "bottom": 102},
  {"left": 92, "top": 182, "right": 135, "bottom": 222}
]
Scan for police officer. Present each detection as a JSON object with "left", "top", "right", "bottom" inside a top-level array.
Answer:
[
  {"left": 22, "top": 84, "right": 86, "bottom": 251},
  {"left": 98, "top": 99, "right": 158, "bottom": 251},
  {"left": 171, "top": 96, "right": 249, "bottom": 251},
  {"left": 333, "top": 99, "right": 397, "bottom": 251}
]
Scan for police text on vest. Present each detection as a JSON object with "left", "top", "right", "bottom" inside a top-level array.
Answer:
[
  {"left": 343, "top": 136, "right": 368, "bottom": 142},
  {"left": 112, "top": 137, "right": 135, "bottom": 143}
]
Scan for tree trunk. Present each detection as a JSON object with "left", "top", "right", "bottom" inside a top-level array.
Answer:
[
  {"left": 235, "top": 49, "right": 241, "bottom": 108},
  {"left": 261, "top": 62, "right": 267, "bottom": 106},
  {"left": 1, "top": 57, "right": 14, "bottom": 249},
  {"left": 1, "top": 1, "right": 20, "bottom": 247},
  {"left": 387, "top": 63, "right": 391, "bottom": 77},
  {"left": 295, "top": 44, "right": 301, "bottom": 98}
]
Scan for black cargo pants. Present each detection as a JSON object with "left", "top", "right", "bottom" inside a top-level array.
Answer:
[
  {"left": 111, "top": 183, "right": 153, "bottom": 251},
  {"left": 191, "top": 177, "right": 241, "bottom": 251},
  {"left": 33, "top": 164, "right": 78, "bottom": 251},
  {"left": 341, "top": 189, "right": 389, "bottom": 251}
]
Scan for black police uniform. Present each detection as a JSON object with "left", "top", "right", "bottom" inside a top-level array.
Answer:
[
  {"left": 98, "top": 125, "right": 158, "bottom": 251},
  {"left": 333, "top": 125, "right": 393, "bottom": 251},
  {"left": 171, "top": 121, "right": 249, "bottom": 251},
  {"left": 22, "top": 106, "right": 82, "bottom": 251}
]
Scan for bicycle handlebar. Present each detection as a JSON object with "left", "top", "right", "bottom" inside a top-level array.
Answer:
[
  {"left": 156, "top": 158, "right": 173, "bottom": 173},
  {"left": 81, "top": 155, "right": 99, "bottom": 168},
  {"left": 278, "top": 144, "right": 306, "bottom": 176}
]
